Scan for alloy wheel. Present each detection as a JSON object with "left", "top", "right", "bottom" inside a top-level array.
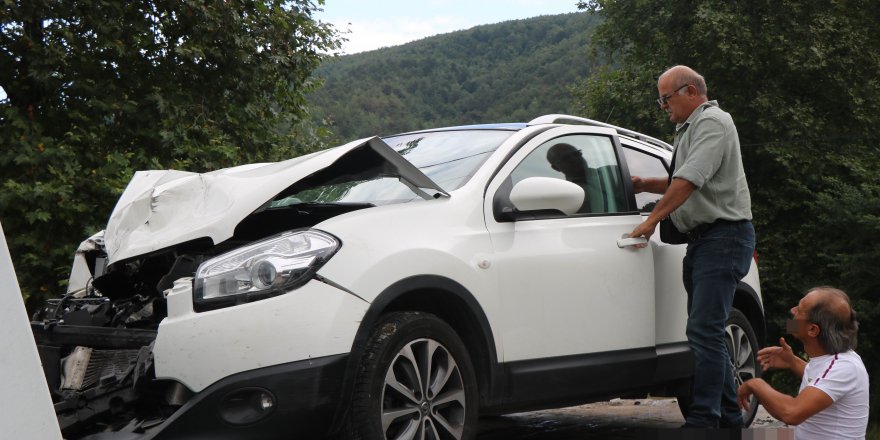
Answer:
[
  {"left": 381, "top": 338, "right": 467, "bottom": 440},
  {"left": 726, "top": 320, "right": 759, "bottom": 418}
]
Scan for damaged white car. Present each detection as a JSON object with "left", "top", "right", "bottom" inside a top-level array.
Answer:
[{"left": 32, "top": 115, "right": 766, "bottom": 440}]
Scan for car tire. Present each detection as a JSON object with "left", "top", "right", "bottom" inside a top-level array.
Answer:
[
  {"left": 676, "top": 308, "right": 762, "bottom": 427},
  {"left": 344, "top": 311, "right": 479, "bottom": 440}
]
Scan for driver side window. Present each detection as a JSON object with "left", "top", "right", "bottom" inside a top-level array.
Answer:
[{"left": 507, "top": 134, "right": 626, "bottom": 215}]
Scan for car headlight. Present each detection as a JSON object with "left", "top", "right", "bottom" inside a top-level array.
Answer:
[{"left": 193, "top": 229, "right": 339, "bottom": 311}]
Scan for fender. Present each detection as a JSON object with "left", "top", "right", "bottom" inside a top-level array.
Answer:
[
  {"left": 735, "top": 281, "right": 767, "bottom": 345},
  {"left": 330, "top": 275, "right": 503, "bottom": 430}
]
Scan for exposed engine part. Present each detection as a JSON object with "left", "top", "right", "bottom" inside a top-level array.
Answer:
[
  {"left": 34, "top": 294, "right": 164, "bottom": 330},
  {"left": 49, "top": 341, "right": 182, "bottom": 435},
  {"left": 61, "top": 346, "right": 141, "bottom": 391},
  {"left": 60, "top": 346, "right": 92, "bottom": 390}
]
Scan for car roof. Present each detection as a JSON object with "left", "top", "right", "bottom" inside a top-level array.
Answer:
[
  {"left": 384, "top": 123, "right": 527, "bottom": 137},
  {"left": 385, "top": 114, "right": 672, "bottom": 152},
  {"left": 528, "top": 114, "right": 673, "bottom": 152}
]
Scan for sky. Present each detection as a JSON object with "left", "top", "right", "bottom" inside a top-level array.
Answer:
[{"left": 317, "top": 0, "right": 580, "bottom": 54}]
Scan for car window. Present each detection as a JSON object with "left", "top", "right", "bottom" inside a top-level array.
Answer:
[
  {"left": 270, "top": 130, "right": 515, "bottom": 208},
  {"left": 506, "top": 134, "right": 627, "bottom": 215},
  {"left": 621, "top": 145, "right": 668, "bottom": 212},
  {"left": 384, "top": 130, "right": 516, "bottom": 190},
  {"left": 274, "top": 177, "right": 415, "bottom": 206}
]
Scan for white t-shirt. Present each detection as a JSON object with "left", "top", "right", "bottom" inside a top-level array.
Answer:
[{"left": 795, "top": 350, "right": 869, "bottom": 440}]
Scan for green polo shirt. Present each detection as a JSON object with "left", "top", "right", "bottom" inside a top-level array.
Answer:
[{"left": 669, "top": 100, "right": 752, "bottom": 232}]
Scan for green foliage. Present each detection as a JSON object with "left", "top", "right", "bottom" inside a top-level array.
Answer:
[
  {"left": 309, "top": 12, "right": 600, "bottom": 143},
  {"left": 0, "top": 0, "right": 340, "bottom": 308},
  {"left": 575, "top": 0, "right": 880, "bottom": 422}
]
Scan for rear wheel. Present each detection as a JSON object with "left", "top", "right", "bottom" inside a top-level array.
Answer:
[
  {"left": 676, "top": 308, "right": 761, "bottom": 426},
  {"left": 345, "top": 312, "right": 478, "bottom": 440},
  {"left": 726, "top": 308, "right": 761, "bottom": 425}
]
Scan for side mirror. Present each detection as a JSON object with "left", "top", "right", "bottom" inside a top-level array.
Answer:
[{"left": 509, "top": 177, "right": 584, "bottom": 216}]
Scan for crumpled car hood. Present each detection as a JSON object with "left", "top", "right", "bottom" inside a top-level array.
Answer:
[{"left": 104, "top": 136, "right": 446, "bottom": 264}]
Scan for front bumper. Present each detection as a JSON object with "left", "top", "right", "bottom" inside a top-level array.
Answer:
[
  {"left": 82, "top": 353, "right": 349, "bottom": 440},
  {"left": 155, "top": 278, "right": 367, "bottom": 392}
]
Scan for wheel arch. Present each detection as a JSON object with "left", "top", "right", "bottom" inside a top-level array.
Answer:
[
  {"left": 733, "top": 281, "right": 766, "bottom": 348},
  {"left": 330, "top": 275, "right": 501, "bottom": 431}
]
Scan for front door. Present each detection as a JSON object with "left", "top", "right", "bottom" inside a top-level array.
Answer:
[{"left": 483, "top": 127, "right": 656, "bottom": 362}]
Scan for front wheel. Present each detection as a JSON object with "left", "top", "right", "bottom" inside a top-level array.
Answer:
[
  {"left": 345, "top": 312, "right": 479, "bottom": 440},
  {"left": 677, "top": 308, "right": 762, "bottom": 427}
]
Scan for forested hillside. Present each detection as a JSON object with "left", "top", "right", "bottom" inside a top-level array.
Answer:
[{"left": 309, "top": 12, "right": 600, "bottom": 142}]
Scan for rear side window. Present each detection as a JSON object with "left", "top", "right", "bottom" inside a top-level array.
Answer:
[
  {"left": 621, "top": 145, "right": 668, "bottom": 212},
  {"left": 508, "top": 134, "right": 627, "bottom": 214}
]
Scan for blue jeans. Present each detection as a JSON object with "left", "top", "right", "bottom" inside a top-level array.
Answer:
[{"left": 682, "top": 220, "right": 755, "bottom": 427}]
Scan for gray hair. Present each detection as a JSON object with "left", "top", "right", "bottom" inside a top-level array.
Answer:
[
  {"left": 807, "top": 286, "right": 859, "bottom": 353},
  {"left": 662, "top": 65, "right": 708, "bottom": 96}
]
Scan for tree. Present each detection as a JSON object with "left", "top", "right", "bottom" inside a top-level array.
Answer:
[
  {"left": 574, "top": 0, "right": 880, "bottom": 422},
  {"left": 309, "top": 12, "right": 600, "bottom": 143},
  {"left": 0, "top": 0, "right": 340, "bottom": 309}
]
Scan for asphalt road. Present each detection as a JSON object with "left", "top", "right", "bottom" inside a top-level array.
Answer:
[{"left": 477, "top": 398, "right": 791, "bottom": 440}]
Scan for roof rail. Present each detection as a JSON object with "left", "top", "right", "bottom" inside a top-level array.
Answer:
[{"left": 528, "top": 114, "right": 672, "bottom": 151}]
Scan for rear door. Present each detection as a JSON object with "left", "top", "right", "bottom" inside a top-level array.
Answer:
[{"left": 619, "top": 139, "right": 690, "bottom": 346}]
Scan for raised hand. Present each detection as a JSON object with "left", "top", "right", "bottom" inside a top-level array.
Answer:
[{"left": 757, "top": 337, "right": 797, "bottom": 371}]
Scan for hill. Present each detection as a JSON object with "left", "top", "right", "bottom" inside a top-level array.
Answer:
[{"left": 309, "top": 12, "right": 601, "bottom": 142}]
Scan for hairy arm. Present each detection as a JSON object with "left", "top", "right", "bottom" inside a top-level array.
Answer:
[
  {"left": 628, "top": 177, "right": 696, "bottom": 240},
  {"left": 737, "top": 379, "right": 832, "bottom": 425},
  {"left": 631, "top": 176, "right": 669, "bottom": 194}
]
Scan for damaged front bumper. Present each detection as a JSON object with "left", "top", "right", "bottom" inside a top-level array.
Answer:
[
  {"left": 33, "top": 321, "right": 159, "bottom": 435},
  {"left": 33, "top": 262, "right": 368, "bottom": 439},
  {"left": 33, "top": 302, "right": 356, "bottom": 440},
  {"left": 77, "top": 353, "right": 349, "bottom": 440}
]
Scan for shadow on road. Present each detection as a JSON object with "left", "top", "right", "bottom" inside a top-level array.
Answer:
[{"left": 477, "top": 398, "right": 791, "bottom": 440}]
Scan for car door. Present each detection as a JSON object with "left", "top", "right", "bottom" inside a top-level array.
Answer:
[
  {"left": 484, "top": 126, "right": 656, "bottom": 363},
  {"left": 619, "top": 139, "right": 690, "bottom": 347}
]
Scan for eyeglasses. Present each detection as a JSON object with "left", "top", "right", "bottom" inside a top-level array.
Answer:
[{"left": 656, "top": 84, "right": 690, "bottom": 106}]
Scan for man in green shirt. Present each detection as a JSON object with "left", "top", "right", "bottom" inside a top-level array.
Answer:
[{"left": 629, "top": 65, "right": 755, "bottom": 428}]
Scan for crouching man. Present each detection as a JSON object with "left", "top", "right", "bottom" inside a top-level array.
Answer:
[{"left": 737, "top": 286, "right": 868, "bottom": 439}]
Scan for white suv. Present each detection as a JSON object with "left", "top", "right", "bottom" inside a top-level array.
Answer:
[{"left": 33, "top": 115, "right": 765, "bottom": 440}]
